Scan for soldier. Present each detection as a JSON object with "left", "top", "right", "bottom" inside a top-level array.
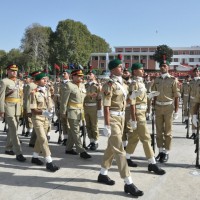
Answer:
[
  {"left": 0, "top": 64, "right": 26, "bottom": 162},
  {"left": 84, "top": 70, "right": 102, "bottom": 150},
  {"left": 188, "top": 68, "right": 200, "bottom": 139},
  {"left": 152, "top": 60, "right": 180, "bottom": 163},
  {"left": 30, "top": 71, "right": 59, "bottom": 172},
  {"left": 60, "top": 69, "right": 91, "bottom": 159},
  {"left": 97, "top": 59, "right": 143, "bottom": 197},
  {"left": 125, "top": 62, "right": 165, "bottom": 175},
  {"left": 181, "top": 75, "right": 191, "bottom": 129}
]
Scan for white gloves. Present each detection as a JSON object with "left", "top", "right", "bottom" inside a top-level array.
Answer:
[
  {"left": 147, "top": 91, "right": 160, "bottom": 99},
  {"left": 130, "top": 120, "right": 137, "bottom": 130},
  {"left": 42, "top": 110, "right": 53, "bottom": 119},
  {"left": 103, "top": 125, "right": 111, "bottom": 137},
  {"left": 97, "top": 110, "right": 104, "bottom": 118},
  {"left": 129, "top": 90, "right": 143, "bottom": 99},
  {"left": 173, "top": 112, "right": 179, "bottom": 120},
  {"left": 192, "top": 115, "right": 198, "bottom": 127}
]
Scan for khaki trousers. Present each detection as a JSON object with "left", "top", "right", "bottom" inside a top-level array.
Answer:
[
  {"left": 155, "top": 104, "right": 173, "bottom": 150},
  {"left": 122, "top": 108, "right": 131, "bottom": 141},
  {"left": 84, "top": 106, "right": 99, "bottom": 140},
  {"left": 101, "top": 115, "right": 130, "bottom": 179},
  {"left": 32, "top": 117, "right": 51, "bottom": 157}
]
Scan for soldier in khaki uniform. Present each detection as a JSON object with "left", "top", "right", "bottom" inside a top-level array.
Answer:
[
  {"left": 0, "top": 64, "right": 26, "bottom": 162},
  {"left": 152, "top": 60, "right": 180, "bottom": 163},
  {"left": 84, "top": 70, "right": 102, "bottom": 150},
  {"left": 97, "top": 59, "right": 143, "bottom": 197},
  {"left": 181, "top": 75, "right": 190, "bottom": 130},
  {"left": 125, "top": 62, "right": 165, "bottom": 175},
  {"left": 60, "top": 69, "right": 91, "bottom": 159},
  {"left": 30, "top": 71, "right": 59, "bottom": 172},
  {"left": 188, "top": 68, "right": 200, "bottom": 139}
]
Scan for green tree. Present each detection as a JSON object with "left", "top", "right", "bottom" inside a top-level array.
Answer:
[
  {"left": 21, "top": 23, "right": 53, "bottom": 71},
  {"left": 153, "top": 44, "right": 173, "bottom": 63},
  {"left": 0, "top": 50, "right": 7, "bottom": 67}
]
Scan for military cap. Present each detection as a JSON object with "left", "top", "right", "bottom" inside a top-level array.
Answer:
[
  {"left": 108, "top": 59, "right": 122, "bottom": 70},
  {"left": 30, "top": 71, "right": 42, "bottom": 77},
  {"left": 131, "top": 62, "right": 143, "bottom": 71},
  {"left": 6, "top": 64, "right": 18, "bottom": 71},
  {"left": 71, "top": 69, "right": 84, "bottom": 76},
  {"left": 33, "top": 71, "right": 47, "bottom": 81},
  {"left": 159, "top": 60, "right": 170, "bottom": 67}
]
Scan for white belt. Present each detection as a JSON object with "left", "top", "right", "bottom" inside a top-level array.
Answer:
[
  {"left": 136, "top": 104, "right": 147, "bottom": 110},
  {"left": 156, "top": 101, "right": 173, "bottom": 106},
  {"left": 110, "top": 111, "right": 125, "bottom": 116},
  {"left": 190, "top": 96, "right": 195, "bottom": 99},
  {"left": 84, "top": 103, "right": 97, "bottom": 106},
  {"left": 184, "top": 94, "right": 189, "bottom": 96}
]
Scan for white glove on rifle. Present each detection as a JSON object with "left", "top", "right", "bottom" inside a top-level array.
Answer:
[
  {"left": 147, "top": 91, "right": 160, "bottom": 100},
  {"left": 130, "top": 120, "right": 137, "bottom": 130},
  {"left": 192, "top": 115, "right": 198, "bottom": 127},
  {"left": 42, "top": 110, "right": 53, "bottom": 119},
  {"left": 173, "top": 112, "right": 179, "bottom": 120},
  {"left": 129, "top": 90, "right": 143, "bottom": 99},
  {"left": 97, "top": 110, "right": 104, "bottom": 118},
  {"left": 103, "top": 125, "right": 111, "bottom": 137}
]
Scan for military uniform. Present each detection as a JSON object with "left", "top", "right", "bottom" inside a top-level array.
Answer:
[
  {"left": 144, "top": 79, "right": 153, "bottom": 119},
  {"left": 0, "top": 65, "right": 25, "bottom": 161},
  {"left": 84, "top": 80, "right": 101, "bottom": 150},
  {"left": 152, "top": 72, "right": 180, "bottom": 162}
]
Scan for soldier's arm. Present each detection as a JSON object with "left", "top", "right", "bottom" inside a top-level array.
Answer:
[
  {"left": 0, "top": 81, "right": 6, "bottom": 115},
  {"left": 104, "top": 106, "right": 110, "bottom": 125},
  {"left": 129, "top": 82, "right": 137, "bottom": 121},
  {"left": 60, "top": 83, "right": 71, "bottom": 115}
]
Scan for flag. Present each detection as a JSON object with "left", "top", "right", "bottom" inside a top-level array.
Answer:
[
  {"left": 54, "top": 64, "right": 60, "bottom": 70},
  {"left": 63, "top": 65, "right": 69, "bottom": 69}
]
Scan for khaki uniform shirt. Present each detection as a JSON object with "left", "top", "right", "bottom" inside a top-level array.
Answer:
[
  {"left": 189, "top": 78, "right": 200, "bottom": 103},
  {"left": 0, "top": 78, "right": 23, "bottom": 116}
]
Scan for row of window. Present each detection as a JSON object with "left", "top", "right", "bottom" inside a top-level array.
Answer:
[
  {"left": 173, "top": 58, "right": 200, "bottom": 62},
  {"left": 92, "top": 56, "right": 154, "bottom": 61}
]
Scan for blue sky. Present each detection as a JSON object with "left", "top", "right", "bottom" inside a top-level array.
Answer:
[{"left": 1, "top": 0, "right": 200, "bottom": 52}]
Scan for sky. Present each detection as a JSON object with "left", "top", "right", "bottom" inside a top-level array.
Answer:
[{"left": 1, "top": 0, "right": 200, "bottom": 52}]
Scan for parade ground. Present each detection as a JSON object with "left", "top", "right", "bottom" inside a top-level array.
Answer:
[{"left": 0, "top": 106, "right": 200, "bottom": 200}]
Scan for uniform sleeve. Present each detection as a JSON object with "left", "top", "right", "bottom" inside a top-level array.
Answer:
[
  {"left": 29, "top": 92, "right": 37, "bottom": 109},
  {"left": 60, "top": 83, "right": 71, "bottom": 115},
  {"left": 129, "top": 82, "right": 137, "bottom": 105},
  {"left": 172, "top": 79, "right": 181, "bottom": 98},
  {"left": 102, "top": 81, "right": 113, "bottom": 106},
  {"left": 0, "top": 81, "right": 6, "bottom": 113}
]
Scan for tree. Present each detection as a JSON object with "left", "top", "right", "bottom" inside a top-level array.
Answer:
[
  {"left": 0, "top": 50, "right": 7, "bottom": 67},
  {"left": 153, "top": 44, "right": 173, "bottom": 63},
  {"left": 21, "top": 23, "right": 53, "bottom": 71}
]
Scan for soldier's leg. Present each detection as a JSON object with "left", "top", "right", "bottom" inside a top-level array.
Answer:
[
  {"left": 61, "top": 115, "right": 68, "bottom": 144},
  {"left": 29, "top": 128, "right": 37, "bottom": 147}
]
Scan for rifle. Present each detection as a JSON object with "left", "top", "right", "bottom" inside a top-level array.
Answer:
[
  {"left": 186, "top": 90, "right": 191, "bottom": 138},
  {"left": 182, "top": 98, "right": 184, "bottom": 123},
  {"left": 21, "top": 117, "right": 26, "bottom": 136},
  {"left": 151, "top": 98, "right": 156, "bottom": 152},
  {"left": 80, "top": 112, "right": 87, "bottom": 149},
  {"left": 195, "top": 109, "right": 200, "bottom": 168}
]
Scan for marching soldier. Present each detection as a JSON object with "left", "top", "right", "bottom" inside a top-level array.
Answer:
[
  {"left": 125, "top": 62, "right": 165, "bottom": 175},
  {"left": 30, "top": 71, "right": 59, "bottom": 172},
  {"left": 60, "top": 69, "right": 91, "bottom": 159},
  {"left": 152, "top": 60, "right": 180, "bottom": 163},
  {"left": 97, "top": 59, "right": 143, "bottom": 197},
  {"left": 188, "top": 68, "right": 200, "bottom": 139},
  {"left": 0, "top": 64, "right": 26, "bottom": 162},
  {"left": 84, "top": 70, "right": 102, "bottom": 150}
]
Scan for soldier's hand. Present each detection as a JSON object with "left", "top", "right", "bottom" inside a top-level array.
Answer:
[
  {"left": 130, "top": 120, "right": 137, "bottom": 130},
  {"left": 0, "top": 112, "right": 4, "bottom": 120},
  {"left": 103, "top": 125, "right": 111, "bottom": 137},
  {"left": 42, "top": 110, "right": 53, "bottom": 119},
  {"left": 148, "top": 91, "right": 160, "bottom": 100},
  {"left": 129, "top": 90, "right": 142, "bottom": 100},
  {"left": 97, "top": 110, "right": 103, "bottom": 118},
  {"left": 192, "top": 115, "right": 198, "bottom": 127},
  {"left": 173, "top": 112, "right": 179, "bottom": 120}
]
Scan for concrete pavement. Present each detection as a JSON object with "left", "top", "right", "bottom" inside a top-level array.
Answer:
[{"left": 0, "top": 106, "right": 200, "bottom": 200}]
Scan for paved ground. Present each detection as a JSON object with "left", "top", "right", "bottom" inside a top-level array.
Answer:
[{"left": 0, "top": 106, "right": 200, "bottom": 200}]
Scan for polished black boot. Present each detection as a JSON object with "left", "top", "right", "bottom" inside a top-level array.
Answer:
[
  {"left": 46, "top": 162, "right": 60, "bottom": 172},
  {"left": 159, "top": 153, "right": 169, "bottom": 163},
  {"left": 127, "top": 159, "right": 137, "bottom": 167},
  {"left": 97, "top": 174, "right": 115, "bottom": 185},
  {"left": 148, "top": 164, "right": 166, "bottom": 175},
  {"left": 124, "top": 183, "right": 144, "bottom": 196},
  {"left": 155, "top": 152, "right": 164, "bottom": 161}
]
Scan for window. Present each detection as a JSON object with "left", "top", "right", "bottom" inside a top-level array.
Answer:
[
  {"left": 189, "top": 58, "right": 194, "bottom": 62},
  {"left": 174, "top": 58, "right": 178, "bottom": 62},
  {"left": 94, "top": 56, "right": 98, "bottom": 60},
  {"left": 141, "top": 56, "right": 146, "bottom": 60},
  {"left": 109, "top": 56, "right": 114, "bottom": 60},
  {"left": 133, "top": 56, "right": 139, "bottom": 60},
  {"left": 149, "top": 56, "right": 154, "bottom": 60},
  {"left": 100, "top": 63, "right": 104, "bottom": 68},
  {"left": 124, "top": 55, "right": 131, "bottom": 60},
  {"left": 190, "top": 51, "right": 194, "bottom": 55},
  {"left": 173, "top": 51, "right": 178, "bottom": 55},
  {"left": 100, "top": 56, "right": 106, "bottom": 60}
]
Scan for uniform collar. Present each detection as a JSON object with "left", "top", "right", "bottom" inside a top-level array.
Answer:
[{"left": 160, "top": 73, "right": 170, "bottom": 79}]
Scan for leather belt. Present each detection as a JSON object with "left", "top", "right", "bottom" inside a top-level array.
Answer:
[
  {"left": 84, "top": 103, "right": 97, "bottom": 106},
  {"left": 5, "top": 97, "right": 21, "bottom": 103},
  {"left": 136, "top": 104, "right": 147, "bottom": 110},
  {"left": 110, "top": 111, "right": 125, "bottom": 116},
  {"left": 184, "top": 94, "right": 189, "bottom": 96},
  {"left": 156, "top": 101, "right": 173, "bottom": 106},
  {"left": 68, "top": 102, "right": 83, "bottom": 109}
]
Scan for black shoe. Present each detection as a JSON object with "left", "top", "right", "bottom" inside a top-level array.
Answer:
[
  {"left": 148, "top": 164, "right": 166, "bottom": 175},
  {"left": 155, "top": 152, "right": 164, "bottom": 161},
  {"left": 21, "top": 131, "right": 26, "bottom": 136},
  {"left": 47, "top": 135, "right": 50, "bottom": 141},
  {"left": 25, "top": 131, "right": 30, "bottom": 137},
  {"left": 189, "top": 133, "right": 196, "bottom": 139},
  {"left": 16, "top": 154, "right": 26, "bottom": 162},
  {"left": 46, "top": 162, "right": 60, "bottom": 172},
  {"left": 62, "top": 139, "right": 67, "bottom": 146},
  {"left": 127, "top": 159, "right": 137, "bottom": 167},
  {"left": 57, "top": 136, "right": 63, "bottom": 144},
  {"left": 31, "top": 157, "right": 44, "bottom": 165},
  {"left": 80, "top": 151, "right": 92, "bottom": 159},
  {"left": 5, "top": 150, "right": 15, "bottom": 155},
  {"left": 89, "top": 142, "right": 98, "bottom": 151},
  {"left": 29, "top": 143, "right": 35, "bottom": 148},
  {"left": 97, "top": 174, "right": 115, "bottom": 185},
  {"left": 65, "top": 149, "right": 78, "bottom": 155},
  {"left": 124, "top": 183, "right": 144, "bottom": 197},
  {"left": 160, "top": 153, "right": 169, "bottom": 163}
]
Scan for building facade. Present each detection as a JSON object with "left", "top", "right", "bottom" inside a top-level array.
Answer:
[{"left": 90, "top": 46, "right": 200, "bottom": 72}]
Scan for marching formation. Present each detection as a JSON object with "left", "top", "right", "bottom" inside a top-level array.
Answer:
[{"left": 0, "top": 57, "right": 200, "bottom": 197}]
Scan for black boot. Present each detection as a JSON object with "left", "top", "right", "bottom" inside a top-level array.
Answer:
[
  {"left": 80, "top": 152, "right": 91, "bottom": 159},
  {"left": 127, "top": 159, "right": 137, "bottom": 167},
  {"left": 31, "top": 157, "right": 44, "bottom": 165},
  {"left": 189, "top": 133, "right": 196, "bottom": 139},
  {"left": 159, "top": 153, "right": 169, "bottom": 163},
  {"left": 148, "top": 164, "right": 166, "bottom": 175},
  {"left": 155, "top": 152, "right": 164, "bottom": 161},
  {"left": 124, "top": 183, "right": 144, "bottom": 197},
  {"left": 16, "top": 154, "right": 26, "bottom": 162},
  {"left": 97, "top": 174, "right": 115, "bottom": 185},
  {"left": 46, "top": 162, "right": 60, "bottom": 172},
  {"left": 185, "top": 119, "right": 188, "bottom": 129}
]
